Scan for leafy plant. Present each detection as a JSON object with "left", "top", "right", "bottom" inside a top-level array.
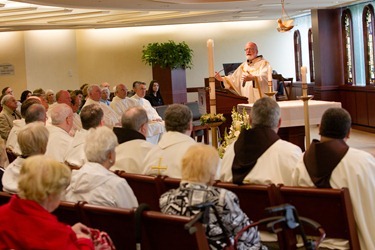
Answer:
[{"left": 141, "top": 40, "right": 193, "bottom": 69}]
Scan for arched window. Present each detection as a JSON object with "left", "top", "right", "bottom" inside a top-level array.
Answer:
[
  {"left": 363, "top": 4, "right": 375, "bottom": 85},
  {"left": 294, "top": 30, "right": 302, "bottom": 81},
  {"left": 308, "top": 28, "right": 315, "bottom": 82},
  {"left": 342, "top": 9, "right": 355, "bottom": 85}
]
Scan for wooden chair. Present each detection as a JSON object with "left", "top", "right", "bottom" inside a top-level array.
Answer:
[
  {"left": 52, "top": 200, "right": 84, "bottom": 226},
  {"left": 0, "top": 191, "right": 12, "bottom": 205},
  {"left": 277, "top": 186, "right": 360, "bottom": 250},
  {"left": 162, "top": 176, "right": 181, "bottom": 192},
  {"left": 115, "top": 171, "right": 165, "bottom": 211},
  {"left": 272, "top": 73, "right": 292, "bottom": 101},
  {"left": 139, "top": 210, "right": 210, "bottom": 250},
  {"left": 185, "top": 101, "right": 209, "bottom": 144},
  {"left": 80, "top": 203, "right": 137, "bottom": 250}
]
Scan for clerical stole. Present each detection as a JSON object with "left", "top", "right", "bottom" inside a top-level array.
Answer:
[
  {"left": 232, "top": 127, "right": 279, "bottom": 184},
  {"left": 303, "top": 139, "right": 349, "bottom": 188}
]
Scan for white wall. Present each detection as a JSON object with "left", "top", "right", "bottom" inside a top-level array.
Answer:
[{"left": 0, "top": 17, "right": 312, "bottom": 99}]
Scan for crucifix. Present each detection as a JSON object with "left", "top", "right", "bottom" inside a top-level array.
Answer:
[{"left": 151, "top": 157, "right": 167, "bottom": 176}]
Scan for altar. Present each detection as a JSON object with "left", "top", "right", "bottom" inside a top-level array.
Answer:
[{"left": 238, "top": 100, "right": 342, "bottom": 150}]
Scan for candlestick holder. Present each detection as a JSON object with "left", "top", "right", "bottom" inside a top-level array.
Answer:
[
  {"left": 264, "top": 91, "right": 278, "bottom": 97},
  {"left": 297, "top": 94, "right": 314, "bottom": 150}
]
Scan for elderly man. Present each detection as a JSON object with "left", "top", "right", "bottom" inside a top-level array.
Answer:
[
  {"left": 111, "top": 106, "right": 156, "bottom": 174},
  {"left": 45, "top": 103, "right": 73, "bottom": 162},
  {"left": 47, "top": 89, "right": 81, "bottom": 135},
  {"left": 142, "top": 104, "right": 196, "bottom": 178},
  {"left": 292, "top": 108, "right": 375, "bottom": 250},
  {"left": 110, "top": 84, "right": 138, "bottom": 117},
  {"left": 215, "top": 42, "right": 271, "bottom": 103},
  {"left": 6, "top": 102, "right": 46, "bottom": 157},
  {"left": 64, "top": 104, "right": 104, "bottom": 168},
  {"left": 0, "top": 95, "right": 21, "bottom": 141},
  {"left": 220, "top": 97, "right": 302, "bottom": 185},
  {"left": 83, "top": 84, "right": 120, "bottom": 128},
  {"left": 131, "top": 81, "right": 165, "bottom": 144}
]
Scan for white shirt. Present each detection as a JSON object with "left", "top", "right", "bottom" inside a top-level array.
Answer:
[
  {"left": 220, "top": 139, "right": 302, "bottom": 185},
  {"left": 2, "top": 157, "right": 25, "bottom": 193},
  {"left": 110, "top": 96, "right": 138, "bottom": 117},
  {"left": 45, "top": 125, "right": 73, "bottom": 163},
  {"left": 65, "top": 162, "right": 138, "bottom": 209},
  {"left": 83, "top": 98, "right": 120, "bottom": 128},
  {"left": 5, "top": 119, "right": 26, "bottom": 156},
  {"left": 64, "top": 129, "right": 88, "bottom": 168},
  {"left": 143, "top": 131, "right": 196, "bottom": 178},
  {"left": 111, "top": 139, "right": 156, "bottom": 174},
  {"left": 292, "top": 147, "right": 375, "bottom": 250}
]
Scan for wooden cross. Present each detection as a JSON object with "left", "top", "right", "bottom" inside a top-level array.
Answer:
[{"left": 151, "top": 157, "right": 167, "bottom": 176}]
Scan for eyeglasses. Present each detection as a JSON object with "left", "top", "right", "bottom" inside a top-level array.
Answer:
[{"left": 244, "top": 48, "right": 256, "bottom": 52}]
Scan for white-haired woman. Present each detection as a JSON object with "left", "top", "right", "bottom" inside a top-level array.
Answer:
[
  {"left": 2, "top": 122, "right": 48, "bottom": 193},
  {"left": 65, "top": 126, "right": 138, "bottom": 209},
  {"left": 160, "top": 144, "right": 266, "bottom": 250},
  {"left": 0, "top": 155, "right": 94, "bottom": 249}
]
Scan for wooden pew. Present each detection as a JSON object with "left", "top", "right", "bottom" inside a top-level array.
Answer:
[
  {"left": 115, "top": 171, "right": 165, "bottom": 211},
  {"left": 214, "top": 182, "right": 279, "bottom": 222},
  {"left": 277, "top": 186, "right": 360, "bottom": 250},
  {"left": 80, "top": 203, "right": 137, "bottom": 250},
  {"left": 139, "top": 210, "right": 210, "bottom": 250},
  {"left": 52, "top": 200, "right": 84, "bottom": 226}
]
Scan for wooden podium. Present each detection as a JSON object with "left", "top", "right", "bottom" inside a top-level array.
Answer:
[{"left": 200, "top": 78, "right": 248, "bottom": 135}]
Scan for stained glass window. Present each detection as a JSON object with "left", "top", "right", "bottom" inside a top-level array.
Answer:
[
  {"left": 363, "top": 5, "right": 375, "bottom": 85},
  {"left": 342, "top": 9, "right": 355, "bottom": 84},
  {"left": 308, "top": 28, "right": 315, "bottom": 82},
  {"left": 294, "top": 30, "right": 302, "bottom": 81}
]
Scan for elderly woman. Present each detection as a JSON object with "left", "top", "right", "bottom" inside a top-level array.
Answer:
[
  {"left": 65, "top": 126, "right": 138, "bottom": 208},
  {"left": 160, "top": 144, "right": 265, "bottom": 250},
  {"left": 2, "top": 122, "right": 48, "bottom": 193},
  {"left": 0, "top": 155, "right": 94, "bottom": 249}
]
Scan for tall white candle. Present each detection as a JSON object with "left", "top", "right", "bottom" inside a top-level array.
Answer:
[
  {"left": 207, "top": 39, "right": 214, "bottom": 78},
  {"left": 268, "top": 64, "right": 273, "bottom": 82},
  {"left": 268, "top": 64, "right": 273, "bottom": 92},
  {"left": 301, "top": 66, "right": 307, "bottom": 83}
]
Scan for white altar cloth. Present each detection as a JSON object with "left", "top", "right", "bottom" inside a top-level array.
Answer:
[{"left": 238, "top": 100, "right": 342, "bottom": 128}]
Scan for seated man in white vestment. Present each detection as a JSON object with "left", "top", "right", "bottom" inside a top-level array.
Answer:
[
  {"left": 292, "top": 108, "right": 375, "bottom": 250},
  {"left": 111, "top": 106, "right": 156, "bottom": 174},
  {"left": 143, "top": 104, "right": 196, "bottom": 178},
  {"left": 215, "top": 41, "right": 270, "bottom": 103},
  {"left": 83, "top": 84, "right": 120, "bottom": 128},
  {"left": 131, "top": 81, "right": 165, "bottom": 144},
  {"left": 46, "top": 90, "right": 81, "bottom": 136},
  {"left": 220, "top": 97, "right": 302, "bottom": 185},
  {"left": 6, "top": 97, "right": 45, "bottom": 156},
  {"left": 45, "top": 103, "right": 73, "bottom": 163},
  {"left": 64, "top": 103, "right": 104, "bottom": 168},
  {"left": 110, "top": 84, "right": 138, "bottom": 117}
]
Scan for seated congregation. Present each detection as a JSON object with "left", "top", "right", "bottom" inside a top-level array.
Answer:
[{"left": 0, "top": 81, "right": 374, "bottom": 249}]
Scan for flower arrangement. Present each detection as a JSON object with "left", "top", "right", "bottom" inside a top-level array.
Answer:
[
  {"left": 200, "top": 113, "right": 226, "bottom": 125},
  {"left": 218, "top": 107, "right": 251, "bottom": 158}
]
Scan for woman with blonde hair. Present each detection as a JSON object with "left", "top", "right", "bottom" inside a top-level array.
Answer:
[
  {"left": 160, "top": 144, "right": 265, "bottom": 250},
  {"left": 0, "top": 155, "right": 94, "bottom": 249},
  {"left": 65, "top": 126, "right": 138, "bottom": 209}
]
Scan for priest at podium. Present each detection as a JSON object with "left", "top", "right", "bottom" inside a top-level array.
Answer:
[{"left": 215, "top": 41, "right": 271, "bottom": 103}]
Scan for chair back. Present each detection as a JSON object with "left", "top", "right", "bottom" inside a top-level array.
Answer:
[
  {"left": 162, "top": 176, "right": 181, "bottom": 193},
  {"left": 185, "top": 101, "right": 201, "bottom": 120},
  {"left": 116, "top": 171, "right": 165, "bottom": 211},
  {"left": 154, "top": 105, "right": 169, "bottom": 120},
  {"left": 278, "top": 186, "right": 360, "bottom": 250},
  {"left": 81, "top": 203, "right": 137, "bottom": 250},
  {"left": 140, "top": 210, "right": 210, "bottom": 250},
  {"left": 0, "top": 191, "right": 12, "bottom": 206}
]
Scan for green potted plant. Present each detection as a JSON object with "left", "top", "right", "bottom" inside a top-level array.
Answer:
[
  {"left": 141, "top": 40, "right": 193, "bottom": 104},
  {"left": 141, "top": 40, "right": 193, "bottom": 69}
]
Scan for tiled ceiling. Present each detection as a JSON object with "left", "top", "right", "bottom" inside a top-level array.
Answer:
[{"left": 0, "top": 0, "right": 369, "bottom": 31}]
